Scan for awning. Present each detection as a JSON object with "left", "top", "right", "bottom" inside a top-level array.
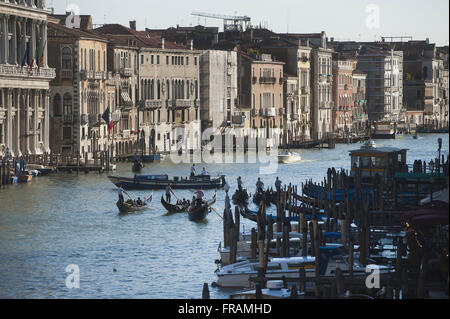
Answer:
[{"left": 121, "top": 92, "right": 132, "bottom": 103}]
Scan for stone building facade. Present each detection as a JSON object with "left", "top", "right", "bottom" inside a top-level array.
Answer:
[
  {"left": 47, "top": 22, "right": 109, "bottom": 158},
  {"left": 0, "top": 0, "right": 55, "bottom": 157},
  {"left": 237, "top": 52, "right": 285, "bottom": 146},
  {"left": 138, "top": 41, "right": 202, "bottom": 154},
  {"left": 199, "top": 50, "right": 237, "bottom": 132}
]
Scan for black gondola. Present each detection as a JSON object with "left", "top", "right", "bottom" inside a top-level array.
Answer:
[
  {"left": 252, "top": 190, "right": 271, "bottom": 207},
  {"left": 232, "top": 189, "right": 250, "bottom": 206},
  {"left": 132, "top": 161, "right": 144, "bottom": 172},
  {"left": 188, "top": 192, "right": 217, "bottom": 222},
  {"left": 161, "top": 196, "right": 189, "bottom": 214}
]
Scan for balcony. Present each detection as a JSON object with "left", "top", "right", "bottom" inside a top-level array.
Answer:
[
  {"left": 265, "top": 107, "right": 277, "bottom": 117},
  {"left": 63, "top": 114, "right": 74, "bottom": 123},
  {"left": 0, "top": 65, "right": 55, "bottom": 79},
  {"left": 80, "top": 114, "right": 89, "bottom": 125},
  {"left": 80, "top": 70, "right": 106, "bottom": 80},
  {"left": 61, "top": 69, "right": 73, "bottom": 79},
  {"left": 259, "top": 77, "right": 277, "bottom": 84},
  {"left": 232, "top": 115, "right": 245, "bottom": 126},
  {"left": 145, "top": 100, "right": 164, "bottom": 109},
  {"left": 279, "top": 108, "right": 285, "bottom": 116},
  {"left": 290, "top": 113, "right": 299, "bottom": 121},
  {"left": 119, "top": 68, "right": 134, "bottom": 77},
  {"left": 252, "top": 77, "right": 258, "bottom": 84},
  {"left": 167, "top": 99, "right": 192, "bottom": 109}
]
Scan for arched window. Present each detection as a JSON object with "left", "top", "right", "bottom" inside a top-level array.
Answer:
[
  {"left": 62, "top": 47, "right": 72, "bottom": 69},
  {"left": 53, "top": 94, "right": 61, "bottom": 117},
  {"left": 63, "top": 93, "right": 72, "bottom": 115}
]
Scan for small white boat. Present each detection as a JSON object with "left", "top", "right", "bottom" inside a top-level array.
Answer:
[
  {"left": 230, "top": 281, "right": 302, "bottom": 299},
  {"left": 361, "top": 140, "right": 376, "bottom": 150},
  {"left": 278, "top": 151, "right": 302, "bottom": 164},
  {"left": 216, "top": 245, "right": 394, "bottom": 289}
]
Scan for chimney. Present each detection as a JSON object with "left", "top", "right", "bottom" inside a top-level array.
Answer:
[
  {"left": 321, "top": 31, "right": 326, "bottom": 49},
  {"left": 190, "top": 39, "right": 194, "bottom": 50},
  {"left": 160, "top": 38, "right": 165, "bottom": 49},
  {"left": 129, "top": 20, "right": 137, "bottom": 31}
]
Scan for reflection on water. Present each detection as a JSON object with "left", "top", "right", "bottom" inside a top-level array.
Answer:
[{"left": 0, "top": 134, "right": 448, "bottom": 299}]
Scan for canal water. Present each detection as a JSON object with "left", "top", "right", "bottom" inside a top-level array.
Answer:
[{"left": 0, "top": 134, "right": 448, "bottom": 299}]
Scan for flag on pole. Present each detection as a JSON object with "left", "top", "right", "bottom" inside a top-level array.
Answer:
[
  {"left": 37, "top": 40, "right": 47, "bottom": 72},
  {"left": 30, "top": 46, "right": 39, "bottom": 71},
  {"left": 102, "top": 107, "right": 114, "bottom": 133},
  {"left": 21, "top": 43, "right": 29, "bottom": 67}
]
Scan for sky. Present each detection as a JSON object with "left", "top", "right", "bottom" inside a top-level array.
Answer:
[{"left": 52, "top": 0, "right": 449, "bottom": 46}]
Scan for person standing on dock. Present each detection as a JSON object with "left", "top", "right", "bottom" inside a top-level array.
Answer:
[
  {"left": 256, "top": 178, "right": 265, "bottom": 194},
  {"left": 165, "top": 185, "right": 172, "bottom": 203}
]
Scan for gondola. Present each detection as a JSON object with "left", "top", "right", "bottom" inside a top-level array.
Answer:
[
  {"left": 132, "top": 161, "right": 144, "bottom": 173},
  {"left": 252, "top": 190, "right": 271, "bottom": 207},
  {"left": 232, "top": 189, "right": 250, "bottom": 206},
  {"left": 188, "top": 192, "right": 217, "bottom": 222},
  {"left": 161, "top": 196, "right": 189, "bottom": 214},
  {"left": 117, "top": 195, "right": 153, "bottom": 214}
]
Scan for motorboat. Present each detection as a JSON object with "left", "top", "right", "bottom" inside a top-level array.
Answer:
[
  {"left": 108, "top": 174, "right": 226, "bottom": 190},
  {"left": 361, "top": 139, "right": 376, "bottom": 150},
  {"left": 26, "top": 164, "right": 54, "bottom": 176},
  {"left": 278, "top": 151, "right": 302, "bottom": 164}
]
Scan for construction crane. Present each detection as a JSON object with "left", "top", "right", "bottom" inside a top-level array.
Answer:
[{"left": 191, "top": 11, "right": 251, "bottom": 33}]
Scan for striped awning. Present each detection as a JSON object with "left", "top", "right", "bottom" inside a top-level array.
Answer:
[{"left": 121, "top": 92, "right": 132, "bottom": 103}]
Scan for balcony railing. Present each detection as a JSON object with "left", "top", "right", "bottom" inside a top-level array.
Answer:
[
  {"left": 265, "top": 107, "right": 277, "bottom": 117},
  {"left": 290, "top": 113, "right": 299, "bottom": 121},
  {"left": 80, "top": 114, "right": 89, "bottom": 125},
  {"left": 0, "top": 65, "right": 55, "bottom": 79},
  {"left": 301, "top": 87, "right": 311, "bottom": 95},
  {"left": 259, "top": 77, "right": 277, "bottom": 84},
  {"left": 119, "top": 68, "right": 134, "bottom": 77},
  {"left": 63, "top": 114, "right": 74, "bottom": 123},
  {"left": 61, "top": 69, "right": 73, "bottom": 79},
  {"left": 167, "top": 99, "right": 192, "bottom": 109},
  {"left": 145, "top": 100, "right": 163, "bottom": 109}
]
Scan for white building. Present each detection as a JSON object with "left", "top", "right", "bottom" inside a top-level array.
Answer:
[{"left": 0, "top": 0, "right": 55, "bottom": 157}]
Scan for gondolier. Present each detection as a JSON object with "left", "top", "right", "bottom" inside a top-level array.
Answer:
[
  {"left": 190, "top": 164, "right": 196, "bottom": 180},
  {"left": 165, "top": 185, "right": 172, "bottom": 203},
  {"left": 118, "top": 186, "right": 128, "bottom": 204},
  {"left": 275, "top": 177, "right": 282, "bottom": 192},
  {"left": 256, "top": 178, "right": 265, "bottom": 193},
  {"left": 194, "top": 189, "right": 205, "bottom": 207},
  {"left": 237, "top": 176, "right": 243, "bottom": 191}
]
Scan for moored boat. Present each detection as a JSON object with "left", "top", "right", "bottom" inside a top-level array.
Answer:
[
  {"left": 108, "top": 174, "right": 226, "bottom": 190},
  {"left": 26, "top": 164, "right": 54, "bottom": 176},
  {"left": 232, "top": 189, "right": 250, "bottom": 206},
  {"left": 230, "top": 281, "right": 302, "bottom": 299},
  {"left": 18, "top": 173, "right": 32, "bottom": 183}
]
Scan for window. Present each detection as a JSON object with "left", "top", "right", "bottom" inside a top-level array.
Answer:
[
  {"left": 62, "top": 127, "right": 72, "bottom": 140},
  {"left": 62, "top": 47, "right": 72, "bottom": 69},
  {"left": 186, "top": 57, "right": 189, "bottom": 65},
  {"left": 194, "top": 57, "right": 197, "bottom": 65},
  {"left": 141, "top": 55, "right": 144, "bottom": 65},
  {"left": 151, "top": 55, "right": 154, "bottom": 64},
  {"left": 157, "top": 55, "right": 160, "bottom": 64},
  {"left": 166, "top": 56, "right": 169, "bottom": 64},
  {"left": 63, "top": 93, "right": 72, "bottom": 115},
  {"left": 53, "top": 94, "right": 61, "bottom": 117}
]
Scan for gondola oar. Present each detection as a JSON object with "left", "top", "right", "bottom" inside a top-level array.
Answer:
[{"left": 210, "top": 206, "right": 223, "bottom": 220}]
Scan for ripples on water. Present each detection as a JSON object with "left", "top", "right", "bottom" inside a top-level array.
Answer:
[{"left": 0, "top": 134, "right": 448, "bottom": 299}]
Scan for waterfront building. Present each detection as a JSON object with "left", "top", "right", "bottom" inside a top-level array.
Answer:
[
  {"left": 47, "top": 21, "right": 109, "bottom": 158},
  {"left": 0, "top": 0, "right": 55, "bottom": 157},
  {"left": 255, "top": 38, "right": 312, "bottom": 142},
  {"left": 352, "top": 70, "right": 369, "bottom": 133},
  {"left": 332, "top": 54, "right": 357, "bottom": 135},
  {"left": 356, "top": 47, "right": 404, "bottom": 124},
  {"left": 199, "top": 50, "right": 238, "bottom": 132},
  {"left": 237, "top": 51, "right": 285, "bottom": 146}
]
